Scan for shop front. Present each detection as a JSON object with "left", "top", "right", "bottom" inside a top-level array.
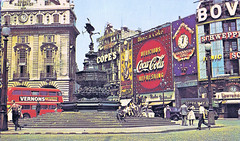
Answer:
[{"left": 216, "top": 92, "right": 240, "bottom": 118}]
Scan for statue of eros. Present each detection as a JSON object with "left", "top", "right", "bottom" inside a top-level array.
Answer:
[{"left": 84, "top": 18, "right": 100, "bottom": 44}]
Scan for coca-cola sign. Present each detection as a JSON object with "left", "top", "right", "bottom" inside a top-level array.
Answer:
[
  {"left": 137, "top": 55, "right": 165, "bottom": 73},
  {"left": 133, "top": 25, "right": 173, "bottom": 95},
  {"left": 136, "top": 40, "right": 168, "bottom": 89}
]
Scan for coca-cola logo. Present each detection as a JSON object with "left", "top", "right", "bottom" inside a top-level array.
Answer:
[
  {"left": 137, "top": 55, "right": 165, "bottom": 73},
  {"left": 136, "top": 40, "right": 168, "bottom": 89}
]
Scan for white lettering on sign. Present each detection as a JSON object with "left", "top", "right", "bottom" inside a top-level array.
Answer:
[
  {"left": 230, "top": 52, "right": 240, "bottom": 59},
  {"left": 197, "top": 1, "right": 239, "bottom": 22},
  {"left": 201, "top": 31, "right": 240, "bottom": 43},
  {"left": 19, "top": 96, "right": 45, "bottom": 102},
  {"left": 136, "top": 55, "right": 165, "bottom": 73},
  {"left": 97, "top": 51, "right": 117, "bottom": 64}
]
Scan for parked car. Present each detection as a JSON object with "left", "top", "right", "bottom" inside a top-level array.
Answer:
[
  {"left": 193, "top": 109, "right": 219, "bottom": 120},
  {"left": 153, "top": 106, "right": 181, "bottom": 121},
  {"left": 153, "top": 106, "right": 219, "bottom": 121}
]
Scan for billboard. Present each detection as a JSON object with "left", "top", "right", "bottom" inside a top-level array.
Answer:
[
  {"left": 172, "top": 14, "right": 197, "bottom": 76},
  {"left": 133, "top": 24, "right": 173, "bottom": 94},
  {"left": 120, "top": 40, "right": 133, "bottom": 98}
]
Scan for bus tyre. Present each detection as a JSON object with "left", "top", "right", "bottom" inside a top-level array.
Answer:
[{"left": 23, "top": 113, "right": 30, "bottom": 119}]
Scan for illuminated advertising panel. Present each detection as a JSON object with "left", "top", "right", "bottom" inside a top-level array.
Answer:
[
  {"left": 120, "top": 40, "right": 133, "bottom": 97},
  {"left": 172, "top": 14, "right": 197, "bottom": 76},
  {"left": 133, "top": 25, "right": 173, "bottom": 94}
]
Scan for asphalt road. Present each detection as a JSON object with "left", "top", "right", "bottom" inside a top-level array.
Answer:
[{"left": 1, "top": 119, "right": 239, "bottom": 141}]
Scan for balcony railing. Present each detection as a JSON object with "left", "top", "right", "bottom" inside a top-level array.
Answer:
[
  {"left": 13, "top": 72, "right": 30, "bottom": 80},
  {"left": 40, "top": 71, "right": 57, "bottom": 80},
  {"left": 44, "top": 58, "right": 54, "bottom": 65}
]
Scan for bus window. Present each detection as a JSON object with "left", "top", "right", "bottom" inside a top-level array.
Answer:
[
  {"left": 40, "top": 91, "right": 48, "bottom": 96},
  {"left": 57, "top": 92, "right": 62, "bottom": 96},
  {"left": 12, "top": 90, "right": 22, "bottom": 95},
  {"left": 49, "top": 92, "right": 56, "bottom": 96},
  {"left": 41, "top": 105, "right": 48, "bottom": 109},
  {"left": 22, "top": 105, "right": 31, "bottom": 109},
  {"left": 32, "top": 105, "right": 36, "bottom": 110},
  {"left": 32, "top": 91, "right": 39, "bottom": 95},
  {"left": 22, "top": 90, "right": 31, "bottom": 95},
  {"left": 49, "top": 105, "right": 56, "bottom": 109}
]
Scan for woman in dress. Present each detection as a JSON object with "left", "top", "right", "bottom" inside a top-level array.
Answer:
[
  {"left": 187, "top": 103, "right": 196, "bottom": 126},
  {"left": 165, "top": 105, "right": 171, "bottom": 119}
]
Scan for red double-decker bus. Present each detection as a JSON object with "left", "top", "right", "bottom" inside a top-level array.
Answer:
[{"left": 7, "top": 87, "right": 63, "bottom": 118}]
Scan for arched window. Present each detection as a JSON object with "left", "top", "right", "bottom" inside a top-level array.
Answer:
[
  {"left": 40, "top": 43, "right": 58, "bottom": 79},
  {"left": 4, "top": 15, "right": 10, "bottom": 25},
  {"left": 37, "top": 14, "right": 43, "bottom": 24},
  {"left": 13, "top": 45, "right": 31, "bottom": 80},
  {"left": 53, "top": 14, "right": 59, "bottom": 23}
]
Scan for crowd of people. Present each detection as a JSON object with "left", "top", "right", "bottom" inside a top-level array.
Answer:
[
  {"left": 179, "top": 102, "right": 210, "bottom": 130},
  {"left": 116, "top": 96, "right": 152, "bottom": 122}
]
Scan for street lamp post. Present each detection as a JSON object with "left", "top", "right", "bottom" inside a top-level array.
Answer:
[
  {"left": 205, "top": 43, "right": 215, "bottom": 125},
  {"left": 160, "top": 79, "right": 167, "bottom": 107},
  {"left": 0, "top": 25, "right": 11, "bottom": 131}
]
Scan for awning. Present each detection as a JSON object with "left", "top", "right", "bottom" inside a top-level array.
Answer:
[
  {"left": 120, "top": 99, "right": 132, "bottom": 106},
  {"left": 149, "top": 101, "right": 171, "bottom": 106},
  {"left": 222, "top": 100, "right": 240, "bottom": 104}
]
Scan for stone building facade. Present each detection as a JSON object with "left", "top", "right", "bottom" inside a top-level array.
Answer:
[
  {"left": 1, "top": 0, "right": 79, "bottom": 101},
  {"left": 97, "top": 24, "right": 139, "bottom": 96}
]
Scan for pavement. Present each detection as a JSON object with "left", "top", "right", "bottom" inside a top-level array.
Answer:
[{"left": 0, "top": 120, "right": 223, "bottom": 135}]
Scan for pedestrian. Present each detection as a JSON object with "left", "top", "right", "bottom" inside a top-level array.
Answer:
[
  {"left": 164, "top": 105, "right": 171, "bottom": 119},
  {"left": 137, "top": 95, "right": 143, "bottom": 107},
  {"left": 179, "top": 103, "right": 188, "bottom": 126},
  {"left": 187, "top": 103, "right": 196, "bottom": 126},
  {"left": 116, "top": 106, "right": 126, "bottom": 122},
  {"left": 8, "top": 100, "right": 22, "bottom": 131},
  {"left": 197, "top": 104, "right": 210, "bottom": 130},
  {"left": 36, "top": 100, "right": 41, "bottom": 116}
]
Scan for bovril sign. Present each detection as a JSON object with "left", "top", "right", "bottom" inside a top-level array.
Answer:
[
  {"left": 97, "top": 51, "right": 117, "bottom": 64},
  {"left": 197, "top": 1, "right": 240, "bottom": 23}
]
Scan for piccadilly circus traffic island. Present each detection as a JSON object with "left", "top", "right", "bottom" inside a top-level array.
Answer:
[{"left": 0, "top": 0, "right": 240, "bottom": 134}]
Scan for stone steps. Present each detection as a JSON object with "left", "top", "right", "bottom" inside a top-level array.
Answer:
[{"left": 8, "top": 111, "right": 178, "bottom": 128}]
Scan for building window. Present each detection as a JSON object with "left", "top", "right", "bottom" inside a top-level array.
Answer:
[
  {"left": 20, "top": 65, "right": 27, "bottom": 77},
  {"left": 37, "top": 14, "right": 43, "bottom": 24},
  {"left": 223, "top": 20, "right": 236, "bottom": 32},
  {"left": 46, "top": 65, "right": 53, "bottom": 76},
  {"left": 18, "top": 36, "right": 28, "bottom": 43},
  {"left": 19, "top": 49, "right": 27, "bottom": 65},
  {"left": 46, "top": 48, "right": 52, "bottom": 59},
  {"left": 204, "top": 23, "right": 210, "bottom": 35},
  {"left": 224, "top": 39, "right": 237, "bottom": 52},
  {"left": 44, "top": 35, "right": 55, "bottom": 43},
  {"left": 53, "top": 14, "right": 59, "bottom": 23},
  {"left": 4, "top": 15, "right": 10, "bottom": 25},
  {"left": 224, "top": 40, "right": 239, "bottom": 75}
]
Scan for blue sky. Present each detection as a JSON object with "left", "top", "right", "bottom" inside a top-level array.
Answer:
[{"left": 75, "top": 0, "right": 198, "bottom": 70}]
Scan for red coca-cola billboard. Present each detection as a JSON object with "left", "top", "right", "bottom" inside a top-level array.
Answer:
[{"left": 133, "top": 24, "right": 173, "bottom": 94}]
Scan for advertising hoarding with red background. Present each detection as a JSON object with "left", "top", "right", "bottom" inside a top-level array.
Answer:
[{"left": 133, "top": 24, "right": 173, "bottom": 94}]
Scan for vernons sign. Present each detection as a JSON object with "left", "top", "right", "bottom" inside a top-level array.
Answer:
[
  {"left": 197, "top": 1, "right": 240, "bottom": 23},
  {"left": 133, "top": 25, "right": 173, "bottom": 94}
]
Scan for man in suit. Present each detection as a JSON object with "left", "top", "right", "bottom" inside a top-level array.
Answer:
[
  {"left": 179, "top": 103, "right": 188, "bottom": 126},
  {"left": 36, "top": 101, "right": 41, "bottom": 117}
]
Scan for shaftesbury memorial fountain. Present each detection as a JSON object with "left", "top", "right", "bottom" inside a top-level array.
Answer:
[{"left": 62, "top": 19, "right": 120, "bottom": 111}]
